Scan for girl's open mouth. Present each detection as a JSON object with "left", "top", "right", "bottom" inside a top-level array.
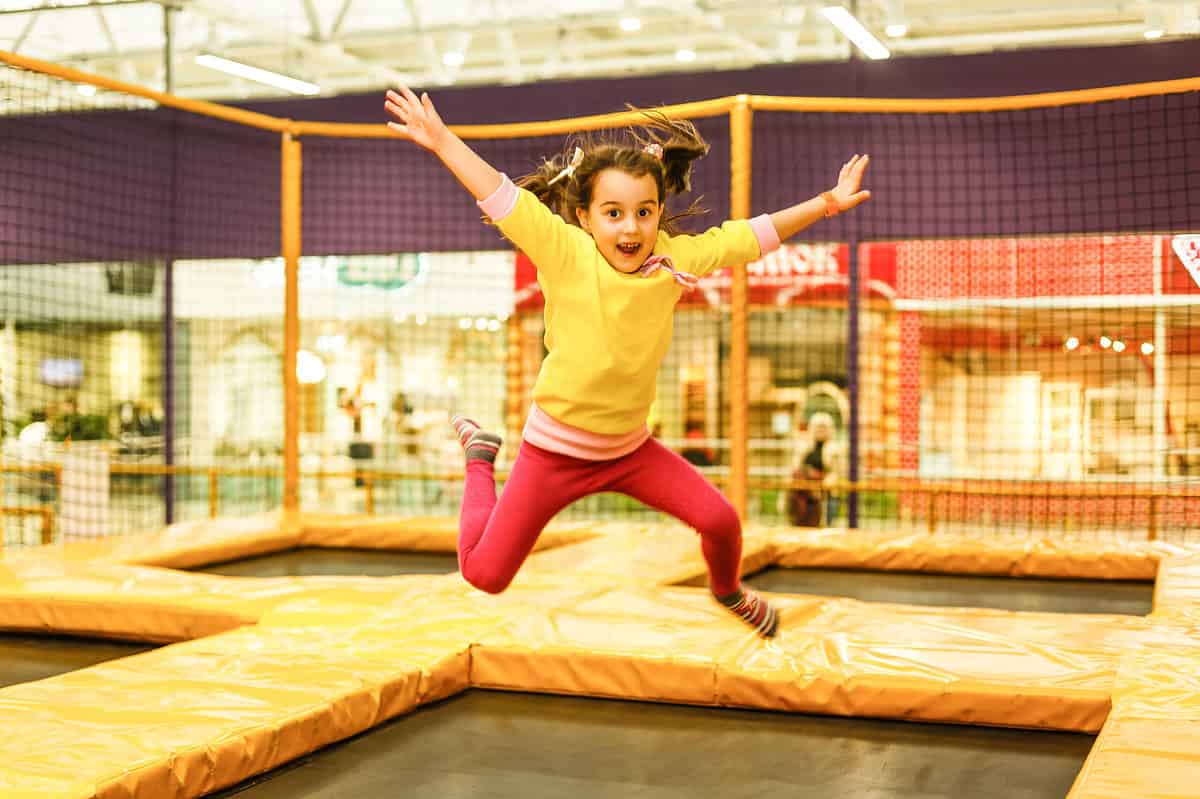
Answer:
[{"left": 616, "top": 242, "right": 641, "bottom": 257}]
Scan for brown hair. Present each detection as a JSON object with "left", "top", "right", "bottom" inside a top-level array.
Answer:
[{"left": 516, "top": 109, "right": 709, "bottom": 234}]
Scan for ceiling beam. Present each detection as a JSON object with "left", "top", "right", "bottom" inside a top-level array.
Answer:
[
  {"left": 328, "top": 0, "right": 355, "bottom": 40},
  {"left": 10, "top": 3, "right": 47, "bottom": 54},
  {"left": 182, "top": 0, "right": 411, "bottom": 88},
  {"left": 0, "top": 0, "right": 157, "bottom": 15},
  {"left": 300, "top": 0, "right": 324, "bottom": 40}
]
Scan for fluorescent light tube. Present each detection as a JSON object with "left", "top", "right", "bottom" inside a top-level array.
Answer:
[
  {"left": 821, "top": 6, "right": 891, "bottom": 60},
  {"left": 195, "top": 54, "right": 320, "bottom": 96}
]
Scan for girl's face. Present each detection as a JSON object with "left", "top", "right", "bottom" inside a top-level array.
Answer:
[{"left": 575, "top": 168, "right": 662, "bottom": 273}]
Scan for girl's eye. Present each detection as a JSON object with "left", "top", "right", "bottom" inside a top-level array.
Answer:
[
  {"left": 606, "top": 210, "right": 619, "bottom": 218},
  {"left": 638, "top": 208, "right": 650, "bottom": 217}
]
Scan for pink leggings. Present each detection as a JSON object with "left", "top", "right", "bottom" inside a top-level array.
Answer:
[{"left": 458, "top": 438, "right": 742, "bottom": 596}]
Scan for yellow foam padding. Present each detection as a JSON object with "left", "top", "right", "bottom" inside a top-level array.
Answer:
[
  {"left": 2, "top": 515, "right": 1200, "bottom": 797},
  {"left": 0, "top": 573, "right": 610, "bottom": 798},
  {"left": 1151, "top": 553, "right": 1200, "bottom": 617},
  {"left": 1066, "top": 649, "right": 1200, "bottom": 798},
  {"left": 1, "top": 511, "right": 597, "bottom": 574},
  {"left": 298, "top": 513, "right": 599, "bottom": 553},
  {"left": 26, "top": 510, "right": 304, "bottom": 570},
  {"left": 765, "top": 526, "right": 1185, "bottom": 581},
  {"left": 472, "top": 584, "right": 1197, "bottom": 732},
  {"left": 522, "top": 521, "right": 776, "bottom": 586}
]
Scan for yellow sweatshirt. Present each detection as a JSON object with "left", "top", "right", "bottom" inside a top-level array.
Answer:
[{"left": 481, "top": 176, "right": 775, "bottom": 435}]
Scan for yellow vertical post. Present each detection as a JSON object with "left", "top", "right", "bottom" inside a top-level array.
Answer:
[
  {"left": 282, "top": 131, "right": 302, "bottom": 513},
  {"left": 209, "top": 468, "right": 219, "bottom": 518},
  {"left": 1148, "top": 495, "right": 1160, "bottom": 541},
  {"left": 728, "top": 95, "right": 753, "bottom": 520}
]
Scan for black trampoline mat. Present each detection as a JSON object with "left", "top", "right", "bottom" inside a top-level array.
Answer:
[
  {"left": 745, "top": 567, "right": 1153, "bottom": 615},
  {"left": 0, "top": 633, "right": 155, "bottom": 688},
  {"left": 210, "top": 689, "right": 1093, "bottom": 799},
  {"left": 192, "top": 547, "right": 461, "bottom": 578}
]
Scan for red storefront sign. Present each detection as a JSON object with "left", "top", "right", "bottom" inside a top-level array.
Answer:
[{"left": 514, "top": 242, "right": 898, "bottom": 311}]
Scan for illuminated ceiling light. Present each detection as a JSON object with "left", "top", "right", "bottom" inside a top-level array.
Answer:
[
  {"left": 296, "top": 350, "right": 326, "bottom": 384},
  {"left": 415, "top": 314, "right": 428, "bottom": 326},
  {"left": 1142, "top": 342, "right": 1155, "bottom": 355},
  {"left": 821, "top": 6, "right": 891, "bottom": 59},
  {"left": 1112, "top": 340, "right": 1127, "bottom": 353},
  {"left": 442, "top": 51, "right": 465, "bottom": 67},
  {"left": 619, "top": 16, "right": 642, "bottom": 32},
  {"left": 195, "top": 53, "right": 320, "bottom": 96},
  {"left": 675, "top": 48, "right": 697, "bottom": 62},
  {"left": 1144, "top": 6, "right": 1166, "bottom": 38},
  {"left": 884, "top": 0, "right": 907, "bottom": 37},
  {"left": 1064, "top": 336, "right": 1079, "bottom": 351},
  {"left": 76, "top": 84, "right": 98, "bottom": 97},
  {"left": 458, "top": 317, "right": 472, "bottom": 330},
  {"left": 473, "top": 317, "right": 489, "bottom": 331},
  {"left": 1099, "top": 335, "right": 1112, "bottom": 349}
]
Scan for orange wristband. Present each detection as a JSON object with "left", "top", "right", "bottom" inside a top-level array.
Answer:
[{"left": 820, "top": 191, "right": 840, "bottom": 218}]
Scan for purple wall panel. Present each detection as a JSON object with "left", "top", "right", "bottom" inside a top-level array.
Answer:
[
  {"left": 751, "top": 92, "right": 1200, "bottom": 241},
  {"left": 299, "top": 116, "right": 732, "bottom": 255},
  {"left": 4, "top": 38, "right": 1198, "bottom": 264},
  {"left": 169, "top": 114, "right": 281, "bottom": 260},
  {"left": 0, "top": 110, "right": 173, "bottom": 265},
  {"left": 240, "top": 38, "right": 1200, "bottom": 124}
]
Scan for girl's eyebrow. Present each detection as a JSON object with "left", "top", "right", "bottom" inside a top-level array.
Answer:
[{"left": 598, "top": 199, "right": 658, "bottom": 207}]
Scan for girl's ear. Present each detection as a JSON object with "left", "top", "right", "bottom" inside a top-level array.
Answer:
[{"left": 575, "top": 206, "right": 591, "bottom": 231}]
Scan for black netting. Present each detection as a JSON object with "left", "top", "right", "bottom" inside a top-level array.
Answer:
[
  {"left": 1, "top": 65, "right": 281, "bottom": 544},
  {"left": 755, "top": 92, "right": 1200, "bottom": 539}
]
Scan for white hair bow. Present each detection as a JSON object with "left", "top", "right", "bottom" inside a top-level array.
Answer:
[{"left": 547, "top": 146, "right": 585, "bottom": 186}]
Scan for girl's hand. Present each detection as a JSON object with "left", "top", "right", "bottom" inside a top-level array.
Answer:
[
  {"left": 384, "top": 85, "right": 450, "bottom": 153},
  {"left": 830, "top": 154, "right": 872, "bottom": 211}
]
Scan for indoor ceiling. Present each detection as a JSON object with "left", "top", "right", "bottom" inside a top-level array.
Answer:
[{"left": 1, "top": 0, "right": 1198, "bottom": 102}]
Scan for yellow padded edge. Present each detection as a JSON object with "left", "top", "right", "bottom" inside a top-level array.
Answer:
[
  {"left": 766, "top": 526, "right": 1176, "bottom": 581},
  {"left": 0, "top": 516, "right": 1198, "bottom": 796}
]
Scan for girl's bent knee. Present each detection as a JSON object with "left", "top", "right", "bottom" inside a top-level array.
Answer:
[
  {"left": 460, "top": 561, "right": 515, "bottom": 595},
  {"left": 698, "top": 503, "right": 742, "bottom": 542}
]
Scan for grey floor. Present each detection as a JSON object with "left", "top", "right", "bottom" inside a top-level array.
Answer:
[
  {"left": 192, "top": 547, "right": 461, "bottom": 577},
  {"left": 0, "top": 633, "right": 155, "bottom": 688},
  {"left": 209, "top": 689, "right": 1094, "bottom": 799},
  {"left": 744, "top": 567, "right": 1154, "bottom": 615}
]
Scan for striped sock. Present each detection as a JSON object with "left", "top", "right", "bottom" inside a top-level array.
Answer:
[
  {"left": 451, "top": 414, "right": 502, "bottom": 464},
  {"left": 715, "top": 586, "right": 779, "bottom": 638}
]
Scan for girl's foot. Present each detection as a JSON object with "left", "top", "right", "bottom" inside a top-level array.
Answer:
[
  {"left": 451, "top": 415, "right": 502, "bottom": 464},
  {"left": 714, "top": 586, "right": 779, "bottom": 638}
]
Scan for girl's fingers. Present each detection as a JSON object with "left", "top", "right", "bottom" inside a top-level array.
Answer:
[
  {"left": 386, "top": 121, "right": 409, "bottom": 137},
  {"left": 399, "top": 84, "right": 422, "bottom": 109},
  {"left": 384, "top": 99, "right": 409, "bottom": 121}
]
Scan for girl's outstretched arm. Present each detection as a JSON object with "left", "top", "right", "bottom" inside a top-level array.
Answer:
[
  {"left": 769, "top": 154, "right": 872, "bottom": 241},
  {"left": 384, "top": 85, "right": 502, "bottom": 201}
]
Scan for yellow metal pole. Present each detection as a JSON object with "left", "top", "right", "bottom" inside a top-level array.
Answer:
[
  {"left": 209, "top": 469, "right": 219, "bottom": 518},
  {"left": 1148, "top": 495, "right": 1160, "bottom": 541},
  {"left": 282, "top": 131, "right": 302, "bottom": 513},
  {"left": 364, "top": 476, "right": 375, "bottom": 515},
  {"left": 728, "top": 95, "right": 753, "bottom": 520}
]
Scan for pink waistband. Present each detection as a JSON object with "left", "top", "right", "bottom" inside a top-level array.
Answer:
[{"left": 522, "top": 404, "right": 650, "bottom": 461}]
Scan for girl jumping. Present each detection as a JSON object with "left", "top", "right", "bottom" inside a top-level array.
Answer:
[{"left": 384, "top": 86, "right": 871, "bottom": 637}]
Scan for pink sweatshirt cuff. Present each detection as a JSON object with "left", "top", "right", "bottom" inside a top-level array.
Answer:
[
  {"left": 477, "top": 174, "right": 519, "bottom": 221},
  {"left": 749, "top": 213, "right": 781, "bottom": 255}
]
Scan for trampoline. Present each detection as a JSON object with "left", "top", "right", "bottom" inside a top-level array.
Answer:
[
  {"left": 0, "top": 633, "right": 154, "bottom": 689},
  {"left": 193, "top": 547, "right": 461, "bottom": 578},
  {"left": 742, "top": 567, "right": 1154, "bottom": 615},
  {"left": 210, "top": 690, "right": 1093, "bottom": 799}
]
